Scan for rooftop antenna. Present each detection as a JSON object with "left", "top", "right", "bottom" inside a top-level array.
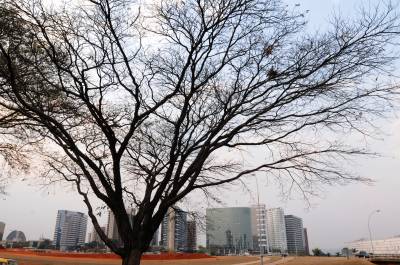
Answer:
[{"left": 255, "top": 175, "right": 260, "bottom": 207}]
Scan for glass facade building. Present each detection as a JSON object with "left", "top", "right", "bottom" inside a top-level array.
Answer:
[
  {"left": 161, "top": 207, "right": 188, "bottom": 252},
  {"left": 266, "top": 208, "right": 287, "bottom": 253},
  {"left": 284, "top": 215, "right": 305, "bottom": 255},
  {"left": 206, "top": 207, "right": 253, "bottom": 255}
]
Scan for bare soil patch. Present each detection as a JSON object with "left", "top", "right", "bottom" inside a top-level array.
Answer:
[{"left": 285, "top": 257, "right": 374, "bottom": 265}]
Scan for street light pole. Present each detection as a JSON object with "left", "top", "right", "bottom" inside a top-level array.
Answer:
[{"left": 368, "top": 209, "right": 381, "bottom": 256}]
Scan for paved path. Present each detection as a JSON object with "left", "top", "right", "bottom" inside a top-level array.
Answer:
[
  {"left": 233, "top": 257, "right": 294, "bottom": 265},
  {"left": 271, "top": 257, "right": 294, "bottom": 264}
]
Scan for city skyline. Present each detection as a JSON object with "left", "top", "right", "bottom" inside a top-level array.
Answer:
[{"left": 2, "top": 190, "right": 399, "bottom": 254}]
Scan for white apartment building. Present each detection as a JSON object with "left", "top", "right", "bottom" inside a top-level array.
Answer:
[
  {"left": 88, "top": 226, "right": 106, "bottom": 243},
  {"left": 266, "top": 207, "right": 287, "bottom": 253},
  {"left": 251, "top": 204, "right": 269, "bottom": 254},
  {"left": 347, "top": 236, "right": 400, "bottom": 255},
  {"left": 53, "top": 210, "right": 88, "bottom": 251},
  {"left": 106, "top": 208, "right": 136, "bottom": 246}
]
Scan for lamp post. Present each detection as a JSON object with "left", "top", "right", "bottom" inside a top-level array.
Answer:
[{"left": 368, "top": 209, "right": 381, "bottom": 256}]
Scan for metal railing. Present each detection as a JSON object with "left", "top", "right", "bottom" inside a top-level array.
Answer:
[{"left": 370, "top": 254, "right": 400, "bottom": 261}]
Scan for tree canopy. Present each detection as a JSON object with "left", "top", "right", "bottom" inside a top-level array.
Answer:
[{"left": 0, "top": 0, "right": 399, "bottom": 264}]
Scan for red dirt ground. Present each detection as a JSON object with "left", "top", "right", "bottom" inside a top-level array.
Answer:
[{"left": 0, "top": 250, "right": 262, "bottom": 265}]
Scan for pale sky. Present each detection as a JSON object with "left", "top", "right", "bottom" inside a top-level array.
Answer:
[{"left": 1, "top": 0, "right": 400, "bottom": 254}]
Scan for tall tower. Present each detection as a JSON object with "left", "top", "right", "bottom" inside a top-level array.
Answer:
[
  {"left": 303, "top": 228, "right": 310, "bottom": 255},
  {"left": 167, "top": 208, "right": 176, "bottom": 251},
  {"left": 106, "top": 211, "right": 120, "bottom": 244},
  {"left": 150, "top": 227, "right": 159, "bottom": 246},
  {"left": 161, "top": 207, "right": 187, "bottom": 252},
  {"left": 88, "top": 226, "right": 106, "bottom": 243},
  {"left": 251, "top": 204, "right": 268, "bottom": 254},
  {"left": 52, "top": 210, "right": 88, "bottom": 251},
  {"left": 284, "top": 215, "right": 305, "bottom": 255},
  {"left": 266, "top": 207, "right": 287, "bottom": 253},
  {"left": 186, "top": 220, "right": 197, "bottom": 252},
  {"left": 106, "top": 208, "right": 135, "bottom": 247}
]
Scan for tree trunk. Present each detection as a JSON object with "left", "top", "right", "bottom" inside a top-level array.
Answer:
[{"left": 122, "top": 249, "right": 142, "bottom": 265}]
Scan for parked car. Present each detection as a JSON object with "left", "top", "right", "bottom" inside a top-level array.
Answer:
[
  {"left": 355, "top": 251, "right": 370, "bottom": 258},
  {"left": 0, "top": 258, "right": 18, "bottom": 265}
]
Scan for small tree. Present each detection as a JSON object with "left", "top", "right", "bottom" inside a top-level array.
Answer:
[
  {"left": 197, "top": 245, "right": 207, "bottom": 254},
  {"left": 312, "top": 248, "right": 325, "bottom": 257},
  {"left": 0, "top": 0, "right": 399, "bottom": 264},
  {"left": 38, "top": 239, "right": 52, "bottom": 250}
]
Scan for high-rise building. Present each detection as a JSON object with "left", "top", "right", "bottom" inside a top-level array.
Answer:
[
  {"left": 186, "top": 220, "right": 197, "bottom": 252},
  {"left": 0, "top": 222, "right": 5, "bottom": 241},
  {"left": 303, "top": 228, "right": 310, "bottom": 255},
  {"left": 206, "top": 207, "right": 253, "bottom": 255},
  {"left": 161, "top": 207, "right": 188, "bottom": 252},
  {"left": 88, "top": 226, "right": 106, "bottom": 243},
  {"left": 266, "top": 208, "right": 287, "bottom": 253},
  {"left": 151, "top": 227, "right": 159, "bottom": 247},
  {"left": 284, "top": 215, "right": 305, "bottom": 255},
  {"left": 106, "top": 208, "right": 135, "bottom": 247},
  {"left": 251, "top": 204, "right": 268, "bottom": 254},
  {"left": 52, "top": 210, "right": 88, "bottom": 251},
  {"left": 106, "top": 211, "right": 120, "bottom": 244}
]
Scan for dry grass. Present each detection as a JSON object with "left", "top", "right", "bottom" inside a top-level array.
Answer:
[
  {"left": 285, "top": 257, "right": 374, "bottom": 265},
  {"left": 142, "top": 256, "right": 259, "bottom": 265}
]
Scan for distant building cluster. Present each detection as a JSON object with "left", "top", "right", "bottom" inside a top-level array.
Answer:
[
  {"left": 206, "top": 205, "right": 310, "bottom": 256},
  {"left": 0, "top": 204, "right": 309, "bottom": 255},
  {"left": 0, "top": 221, "right": 39, "bottom": 248},
  {"left": 49, "top": 206, "right": 198, "bottom": 252}
]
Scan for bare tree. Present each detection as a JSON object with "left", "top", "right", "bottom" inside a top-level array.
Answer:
[{"left": 0, "top": 0, "right": 399, "bottom": 264}]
